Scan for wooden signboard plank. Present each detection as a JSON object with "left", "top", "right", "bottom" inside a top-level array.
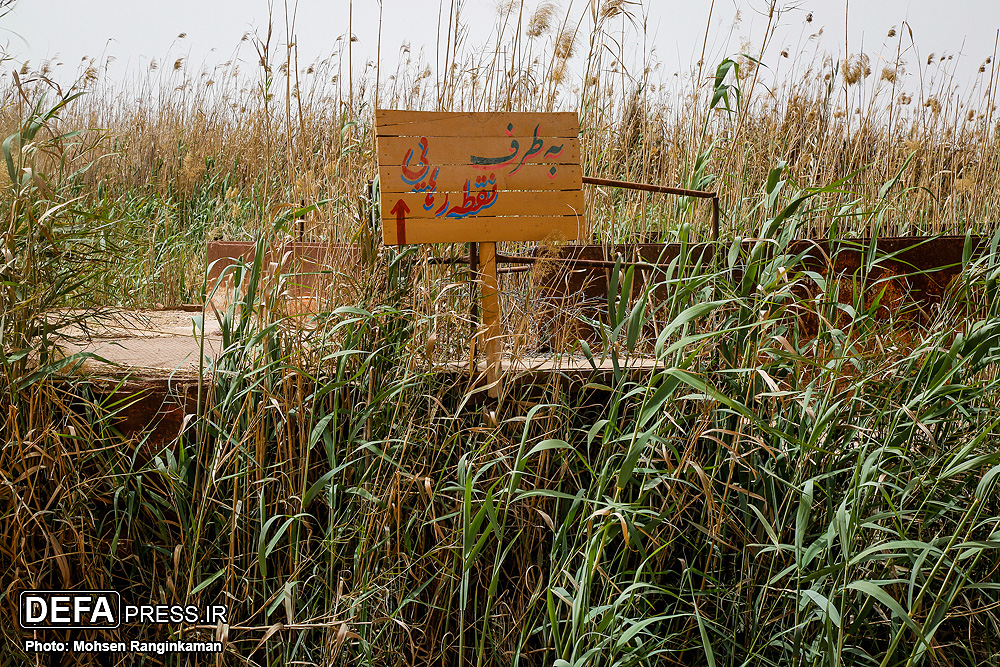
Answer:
[
  {"left": 376, "top": 109, "right": 584, "bottom": 246},
  {"left": 380, "top": 189, "right": 584, "bottom": 221},
  {"left": 382, "top": 214, "right": 583, "bottom": 245},
  {"left": 378, "top": 163, "right": 582, "bottom": 194},
  {"left": 376, "top": 110, "right": 579, "bottom": 138},
  {"left": 375, "top": 109, "right": 586, "bottom": 397},
  {"left": 376, "top": 136, "right": 580, "bottom": 168}
]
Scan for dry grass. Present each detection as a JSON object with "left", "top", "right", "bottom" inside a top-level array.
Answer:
[
  {"left": 3, "top": 2, "right": 998, "bottom": 256},
  {"left": 3, "top": 2, "right": 1000, "bottom": 666}
]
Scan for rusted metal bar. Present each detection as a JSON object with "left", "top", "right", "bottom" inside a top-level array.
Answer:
[
  {"left": 497, "top": 265, "right": 531, "bottom": 274},
  {"left": 493, "top": 254, "right": 534, "bottom": 265},
  {"left": 712, "top": 196, "right": 720, "bottom": 242},
  {"left": 434, "top": 253, "right": 667, "bottom": 270},
  {"left": 428, "top": 255, "right": 471, "bottom": 265},
  {"left": 582, "top": 175, "right": 716, "bottom": 199},
  {"left": 494, "top": 253, "right": 666, "bottom": 271},
  {"left": 430, "top": 254, "right": 663, "bottom": 269},
  {"left": 582, "top": 175, "right": 720, "bottom": 241}
]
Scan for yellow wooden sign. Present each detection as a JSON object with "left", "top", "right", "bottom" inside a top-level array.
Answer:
[{"left": 375, "top": 110, "right": 585, "bottom": 245}]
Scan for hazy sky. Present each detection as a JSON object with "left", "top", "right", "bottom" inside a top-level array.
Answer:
[{"left": 3, "top": 1, "right": 999, "bottom": 94}]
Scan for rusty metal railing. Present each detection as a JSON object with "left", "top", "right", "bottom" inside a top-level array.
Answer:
[
  {"left": 421, "top": 176, "right": 720, "bottom": 330},
  {"left": 581, "top": 176, "right": 719, "bottom": 242}
]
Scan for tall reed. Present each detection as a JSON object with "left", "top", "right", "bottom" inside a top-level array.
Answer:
[{"left": 3, "top": 2, "right": 1000, "bottom": 666}]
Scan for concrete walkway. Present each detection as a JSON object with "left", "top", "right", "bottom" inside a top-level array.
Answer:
[{"left": 58, "top": 309, "right": 222, "bottom": 378}]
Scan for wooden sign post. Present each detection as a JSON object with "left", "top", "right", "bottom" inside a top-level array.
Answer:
[{"left": 375, "top": 110, "right": 585, "bottom": 395}]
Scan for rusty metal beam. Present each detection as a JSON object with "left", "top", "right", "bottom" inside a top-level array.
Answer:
[
  {"left": 581, "top": 176, "right": 715, "bottom": 199},
  {"left": 494, "top": 253, "right": 668, "bottom": 271},
  {"left": 431, "top": 254, "right": 670, "bottom": 270},
  {"left": 582, "top": 176, "right": 720, "bottom": 241}
]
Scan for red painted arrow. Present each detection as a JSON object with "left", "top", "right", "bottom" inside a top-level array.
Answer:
[{"left": 391, "top": 199, "right": 410, "bottom": 245}]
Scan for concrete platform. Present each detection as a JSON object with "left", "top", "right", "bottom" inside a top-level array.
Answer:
[
  {"left": 57, "top": 310, "right": 661, "bottom": 384},
  {"left": 48, "top": 310, "right": 219, "bottom": 449},
  {"left": 438, "top": 354, "right": 662, "bottom": 390},
  {"left": 59, "top": 309, "right": 222, "bottom": 378},
  {"left": 52, "top": 309, "right": 663, "bottom": 445}
]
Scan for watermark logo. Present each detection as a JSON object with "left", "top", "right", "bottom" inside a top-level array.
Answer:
[
  {"left": 19, "top": 590, "right": 227, "bottom": 630},
  {"left": 20, "top": 591, "right": 120, "bottom": 629}
]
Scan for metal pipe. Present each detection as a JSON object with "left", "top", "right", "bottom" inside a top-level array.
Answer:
[
  {"left": 430, "top": 254, "right": 661, "bottom": 269},
  {"left": 582, "top": 176, "right": 716, "bottom": 199},
  {"left": 582, "top": 175, "right": 721, "bottom": 241},
  {"left": 494, "top": 253, "right": 669, "bottom": 271},
  {"left": 712, "top": 197, "right": 720, "bottom": 242}
]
